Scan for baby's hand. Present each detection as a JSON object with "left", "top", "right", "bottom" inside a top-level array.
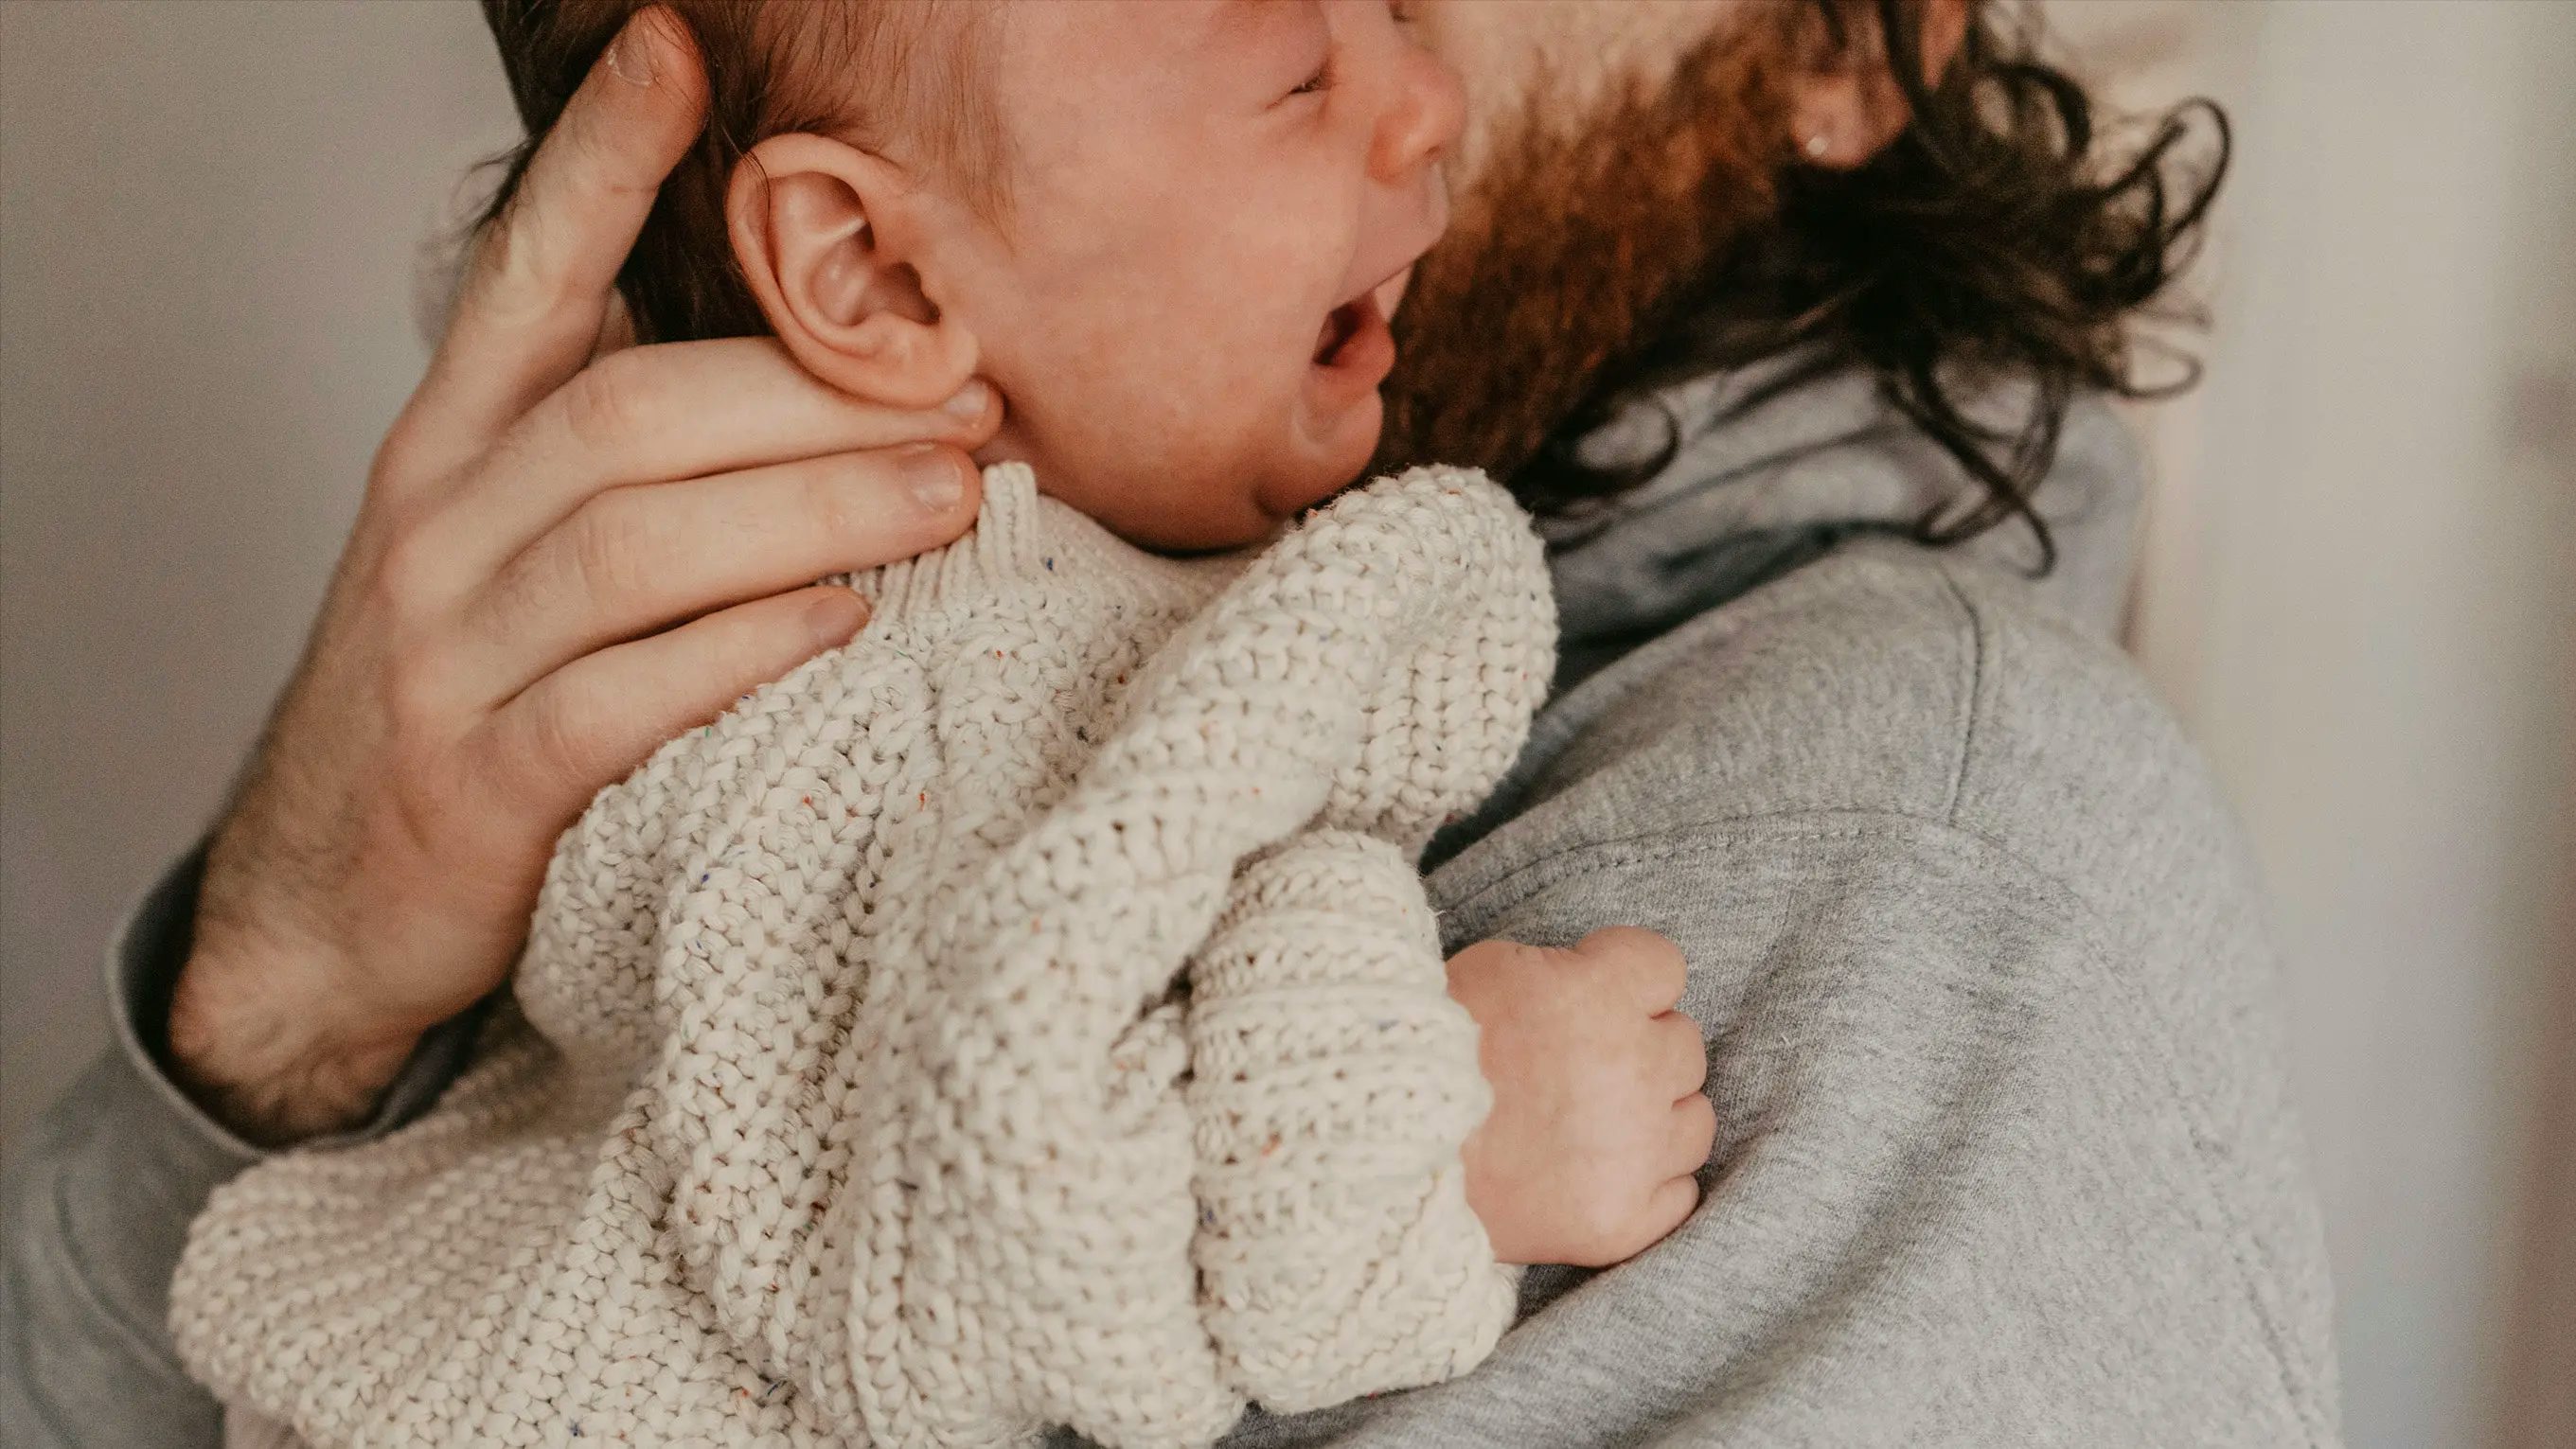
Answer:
[{"left": 1446, "top": 928, "right": 1716, "bottom": 1267}]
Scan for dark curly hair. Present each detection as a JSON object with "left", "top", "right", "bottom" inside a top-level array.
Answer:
[{"left": 1503, "top": 0, "right": 2230, "bottom": 572}]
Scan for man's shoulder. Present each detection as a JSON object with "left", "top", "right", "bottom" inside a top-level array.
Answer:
[
  {"left": 1447, "top": 537, "right": 2247, "bottom": 927},
  {"left": 1513, "top": 536, "right": 2205, "bottom": 831},
  {"left": 1410, "top": 539, "right": 2340, "bottom": 1449}
]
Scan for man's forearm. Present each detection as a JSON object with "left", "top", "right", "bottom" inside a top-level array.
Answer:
[{"left": 165, "top": 942, "right": 427, "bottom": 1148}]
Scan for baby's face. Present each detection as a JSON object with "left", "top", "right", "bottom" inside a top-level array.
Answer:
[{"left": 933, "top": 0, "right": 1463, "bottom": 551}]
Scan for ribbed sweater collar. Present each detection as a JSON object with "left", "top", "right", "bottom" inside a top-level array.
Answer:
[{"left": 831, "top": 462, "right": 1249, "bottom": 621}]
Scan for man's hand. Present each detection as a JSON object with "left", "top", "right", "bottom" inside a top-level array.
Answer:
[
  {"left": 166, "top": 8, "right": 1002, "bottom": 1145},
  {"left": 1448, "top": 927, "right": 1717, "bottom": 1267}
]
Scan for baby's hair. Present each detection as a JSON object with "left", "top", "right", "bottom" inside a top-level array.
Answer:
[{"left": 474, "top": 0, "right": 1004, "bottom": 345}]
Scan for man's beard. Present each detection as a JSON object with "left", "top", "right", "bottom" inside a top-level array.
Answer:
[{"left": 1372, "top": 21, "right": 1795, "bottom": 506}]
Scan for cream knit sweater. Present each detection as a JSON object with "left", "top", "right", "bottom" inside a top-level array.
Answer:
[{"left": 169, "top": 463, "right": 1558, "bottom": 1449}]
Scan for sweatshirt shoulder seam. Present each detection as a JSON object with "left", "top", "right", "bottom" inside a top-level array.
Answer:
[
  {"left": 1443, "top": 806, "right": 2090, "bottom": 937},
  {"left": 1933, "top": 565, "right": 1987, "bottom": 827}
]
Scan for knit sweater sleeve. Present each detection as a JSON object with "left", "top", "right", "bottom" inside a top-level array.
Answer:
[
  {"left": 1164, "top": 477, "right": 1556, "bottom": 1414},
  {"left": 1184, "top": 830, "right": 1521, "bottom": 1410},
  {"left": 151, "top": 465, "right": 1553, "bottom": 1449},
  {"left": 1175, "top": 468, "right": 1552, "bottom": 1409},
  {"left": 872, "top": 468, "right": 1554, "bottom": 1447}
]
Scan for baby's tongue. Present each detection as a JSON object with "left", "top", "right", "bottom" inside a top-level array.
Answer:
[{"left": 1314, "top": 305, "right": 1359, "bottom": 364}]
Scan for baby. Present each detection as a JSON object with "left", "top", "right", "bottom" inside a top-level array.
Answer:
[{"left": 169, "top": 5, "right": 1714, "bottom": 1448}]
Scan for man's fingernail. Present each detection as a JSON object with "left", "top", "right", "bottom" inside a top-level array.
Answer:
[
  {"left": 807, "top": 589, "right": 868, "bottom": 647},
  {"left": 606, "top": 15, "right": 658, "bottom": 86},
  {"left": 897, "top": 444, "right": 967, "bottom": 510},
  {"left": 941, "top": 379, "right": 990, "bottom": 419}
]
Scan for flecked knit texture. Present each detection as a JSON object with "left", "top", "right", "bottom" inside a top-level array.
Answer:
[{"left": 165, "top": 464, "right": 1553, "bottom": 1449}]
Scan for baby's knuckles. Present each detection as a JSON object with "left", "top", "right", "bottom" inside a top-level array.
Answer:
[
  {"left": 1570, "top": 924, "right": 1689, "bottom": 1004},
  {"left": 1451, "top": 928, "right": 1703, "bottom": 1265},
  {"left": 1558, "top": 1175, "right": 1672, "bottom": 1268}
]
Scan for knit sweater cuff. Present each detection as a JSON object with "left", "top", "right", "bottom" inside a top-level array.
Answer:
[{"left": 1185, "top": 830, "right": 1520, "bottom": 1412}]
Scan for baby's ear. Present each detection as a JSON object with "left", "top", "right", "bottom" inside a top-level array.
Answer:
[{"left": 726, "top": 133, "right": 977, "bottom": 408}]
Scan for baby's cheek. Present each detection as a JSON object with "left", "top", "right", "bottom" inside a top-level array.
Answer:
[
  {"left": 1108, "top": 349, "right": 1305, "bottom": 510},
  {"left": 989, "top": 284, "right": 1325, "bottom": 548},
  {"left": 1017, "top": 403, "right": 1278, "bottom": 552}
]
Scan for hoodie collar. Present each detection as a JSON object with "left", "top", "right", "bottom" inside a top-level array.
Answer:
[{"left": 1539, "top": 346, "right": 2147, "bottom": 689}]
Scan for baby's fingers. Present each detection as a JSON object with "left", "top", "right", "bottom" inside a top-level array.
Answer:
[
  {"left": 1668, "top": 1092, "right": 1719, "bottom": 1179},
  {"left": 1654, "top": 1011, "right": 1711, "bottom": 1101},
  {"left": 1634, "top": 1173, "right": 1703, "bottom": 1258},
  {"left": 1574, "top": 925, "right": 1688, "bottom": 1015},
  {"left": 1629, "top": 1099, "right": 1715, "bottom": 1261}
]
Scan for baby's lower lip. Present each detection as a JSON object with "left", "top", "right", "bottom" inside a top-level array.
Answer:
[{"left": 1298, "top": 292, "right": 1395, "bottom": 457}]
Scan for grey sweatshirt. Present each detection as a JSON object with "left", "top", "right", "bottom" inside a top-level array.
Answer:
[{"left": 2, "top": 352, "right": 2342, "bottom": 1448}]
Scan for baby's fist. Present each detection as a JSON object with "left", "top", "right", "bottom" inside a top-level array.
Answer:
[{"left": 1448, "top": 927, "right": 1716, "bottom": 1267}]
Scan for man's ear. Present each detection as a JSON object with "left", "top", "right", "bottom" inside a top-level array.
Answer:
[
  {"left": 1786, "top": 0, "right": 1970, "bottom": 170},
  {"left": 726, "top": 133, "right": 977, "bottom": 408}
]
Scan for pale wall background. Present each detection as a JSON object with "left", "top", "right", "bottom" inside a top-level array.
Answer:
[{"left": 2, "top": 2, "right": 2569, "bottom": 1445}]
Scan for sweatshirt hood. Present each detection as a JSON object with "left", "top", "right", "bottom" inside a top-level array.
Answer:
[{"left": 1538, "top": 345, "right": 2147, "bottom": 689}]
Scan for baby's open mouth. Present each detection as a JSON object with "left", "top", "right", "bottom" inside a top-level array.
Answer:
[
  {"left": 1303, "top": 263, "right": 1413, "bottom": 418},
  {"left": 1311, "top": 263, "right": 1412, "bottom": 372},
  {"left": 1313, "top": 294, "right": 1376, "bottom": 366}
]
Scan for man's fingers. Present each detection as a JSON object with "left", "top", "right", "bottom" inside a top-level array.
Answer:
[
  {"left": 417, "top": 337, "right": 998, "bottom": 591},
  {"left": 589, "top": 292, "right": 639, "bottom": 365},
  {"left": 412, "top": 7, "right": 709, "bottom": 466},
  {"left": 475, "top": 583, "right": 871, "bottom": 819},
  {"left": 449, "top": 444, "right": 984, "bottom": 709}
]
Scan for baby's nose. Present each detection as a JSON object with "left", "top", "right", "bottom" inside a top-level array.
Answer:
[{"left": 1373, "top": 42, "right": 1466, "bottom": 185}]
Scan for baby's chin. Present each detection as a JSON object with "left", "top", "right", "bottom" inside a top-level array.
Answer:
[
  {"left": 1001, "top": 396, "right": 1387, "bottom": 555},
  {"left": 1022, "top": 456, "right": 1319, "bottom": 555},
  {"left": 1141, "top": 437, "right": 1377, "bottom": 554},
  {"left": 1275, "top": 392, "right": 1387, "bottom": 507}
]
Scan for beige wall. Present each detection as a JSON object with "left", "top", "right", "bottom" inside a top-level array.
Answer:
[
  {"left": 3, "top": 2, "right": 2569, "bottom": 1445},
  {"left": 0, "top": 0, "right": 512, "bottom": 1144},
  {"left": 2052, "top": 4, "right": 2576, "bottom": 1445}
]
